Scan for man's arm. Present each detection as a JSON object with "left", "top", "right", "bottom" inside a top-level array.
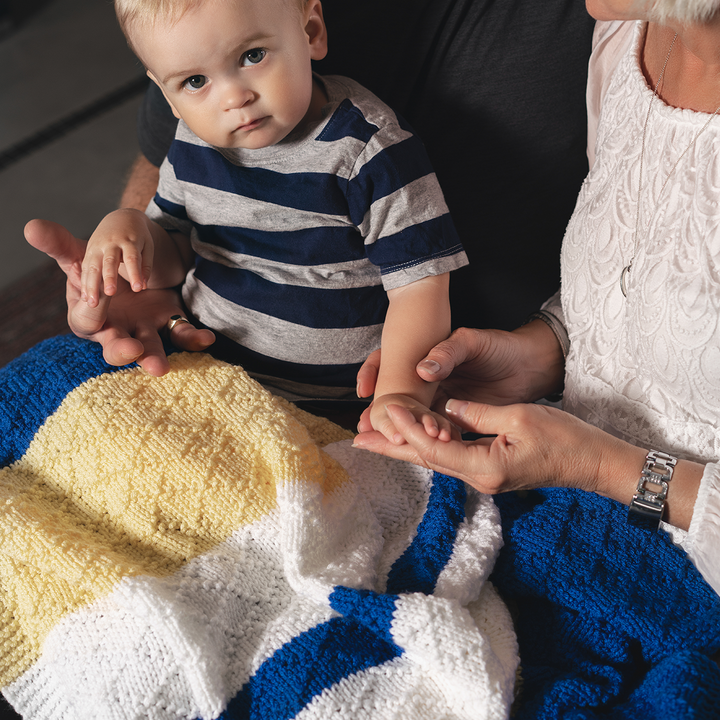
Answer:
[{"left": 119, "top": 154, "right": 160, "bottom": 212}]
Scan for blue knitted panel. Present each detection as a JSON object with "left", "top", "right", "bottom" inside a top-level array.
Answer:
[
  {"left": 0, "top": 335, "right": 131, "bottom": 467},
  {"left": 492, "top": 488, "right": 720, "bottom": 719},
  {"left": 329, "top": 587, "right": 399, "bottom": 646}
]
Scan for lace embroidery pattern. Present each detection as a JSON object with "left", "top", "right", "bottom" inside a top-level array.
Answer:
[{"left": 561, "top": 22, "right": 720, "bottom": 463}]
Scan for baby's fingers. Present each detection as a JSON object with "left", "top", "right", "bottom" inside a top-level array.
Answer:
[
  {"left": 80, "top": 248, "right": 108, "bottom": 308},
  {"left": 119, "top": 244, "right": 152, "bottom": 293},
  {"left": 411, "top": 410, "right": 460, "bottom": 442},
  {"left": 101, "top": 247, "right": 123, "bottom": 297},
  {"left": 420, "top": 411, "right": 457, "bottom": 442}
]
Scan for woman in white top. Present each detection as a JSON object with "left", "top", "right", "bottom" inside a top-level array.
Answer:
[{"left": 355, "top": 0, "right": 720, "bottom": 597}]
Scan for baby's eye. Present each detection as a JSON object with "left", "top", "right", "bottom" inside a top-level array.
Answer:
[
  {"left": 241, "top": 48, "right": 266, "bottom": 66},
  {"left": 183, "top": 75, "right": 207, "bottom": 91}
]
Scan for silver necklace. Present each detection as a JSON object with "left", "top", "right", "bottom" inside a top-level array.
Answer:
[{"left": 620, "top": 31, "right": 720, "bottom": 297}]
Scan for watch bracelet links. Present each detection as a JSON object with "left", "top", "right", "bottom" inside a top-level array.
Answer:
[{"left": 628, "top": 450, "right": 678, "bottom": 530}]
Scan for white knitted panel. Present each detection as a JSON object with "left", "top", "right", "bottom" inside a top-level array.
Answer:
[{"left": 5, "top": 441, "right": 516, "bottom": 720}]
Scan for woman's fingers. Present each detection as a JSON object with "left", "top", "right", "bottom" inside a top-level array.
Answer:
[{"left": 416, "top": 328, "right": 487, "bottom": 382}]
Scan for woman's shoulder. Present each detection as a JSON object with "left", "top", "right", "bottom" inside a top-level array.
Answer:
[{"left": 586, "top": 21, "right": 639, "bottom": 168}]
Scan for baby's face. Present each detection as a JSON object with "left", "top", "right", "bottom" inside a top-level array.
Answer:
[{"left": 134, "top": 0, "right": 327, "bottom": 149}]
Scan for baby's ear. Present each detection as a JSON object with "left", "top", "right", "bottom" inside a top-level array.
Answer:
[
  {"left": 147, "top": 70, "right": 182, "bottom": 120},
  {"left": 304, "top": 0, "right": 328, "bottom": 61}
]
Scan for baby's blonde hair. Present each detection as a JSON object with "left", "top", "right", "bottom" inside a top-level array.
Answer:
[
  {"left": 115, "top": 0, "right": 200, "bottom": 38},
  {"left": 115, "top": 0, "right": 307, "bottom": 54}
]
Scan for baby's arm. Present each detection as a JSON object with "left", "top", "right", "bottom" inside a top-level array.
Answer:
[
  {"left": 369, "top": 273, "right": 455, "bottom": 443},
  {"left": 81, "top": 208, "right": 193, "bottom": 307}
]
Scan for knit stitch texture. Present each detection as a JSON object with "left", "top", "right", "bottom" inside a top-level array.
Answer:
[
  {"left": 0, "top": 336, "right": 517, "bottom": 719},
  {"left": 492, "top": 489, "right": 720, "bottom": 719}
]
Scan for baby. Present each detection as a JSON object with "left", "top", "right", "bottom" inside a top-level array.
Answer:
[{"left": 81, "top": 0, "right": 468, "bottom": 441}]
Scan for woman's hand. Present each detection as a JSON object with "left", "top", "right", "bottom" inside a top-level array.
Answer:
[
  {"left": 413, "top": 324, "right": 564, "bottom": 408},
  {"left": 354, "top": 398, "right": 641, "bottom": 498},
  {"left": 357, "top": 322, "right": 565, "bottom": 433}
]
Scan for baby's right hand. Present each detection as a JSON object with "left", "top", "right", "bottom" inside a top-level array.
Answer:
[{"left": 81, "top": 208, "right": 154, "bottom": 307}]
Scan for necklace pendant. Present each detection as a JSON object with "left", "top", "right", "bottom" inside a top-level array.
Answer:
[{"left": 620, "top": 265, "right": 631, "bottom": 297}]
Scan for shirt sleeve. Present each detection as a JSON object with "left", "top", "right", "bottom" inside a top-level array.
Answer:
[
  {"left": 586, "top": 20, "right": 635, "bottom": 169},
  {"left": 137, "top": 82, "right": 180, "bottom": 168},
  {"left": 346, "top": 124, "right": 468, "bottom": 291},
  {"left": 684, "top": 463, "right": 720, "bottom": 597}
]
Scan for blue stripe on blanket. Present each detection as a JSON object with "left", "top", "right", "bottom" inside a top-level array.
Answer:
[
  {"left": 0, "top": 335, "right": 132, "bottom": 466},
  {"left": 386, "top": 473, "right": 467, "bottom": 595},
  {"left": 218, "top": 472, "right": 467, "bottom": 719},
  {"left": 222, "top": 618, "right": 402, "bottom": 720}
]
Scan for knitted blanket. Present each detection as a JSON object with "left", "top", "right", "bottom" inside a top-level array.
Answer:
[
  {"left": 491, "top": 489, "right": 720, "bottom": 719},
  {"left": 0, "top": 336, "right": 518, "bottom": 720},
  {"left": 2, "top": 337, "right": 720, "bottom": 720}
]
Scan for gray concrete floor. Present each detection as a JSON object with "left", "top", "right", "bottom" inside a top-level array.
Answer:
[{"left": 0, "top": 0, "right": 147, "bottom": 292}]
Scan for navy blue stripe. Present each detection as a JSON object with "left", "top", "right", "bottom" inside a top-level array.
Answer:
[
  {"left": 154, "top": 194, "right": 188, "bottom": 221},
  {"left": 0, "top": 335, "right": 133, "bottom": 467},
  {"left": 194, "top": 327, "right": 363, "bottom": 388},
  {"left": 366, "top": 215, "right": 462, "bottom": 271},
  {"left": 386, "top": 473, "right": 467, "bottom": 595},
  {"left": 217, "top": 616, "right": 402, "bottom": 720},
  {"left": 316, "top": 98, "right": 380, "bottom": 144},
  {"left": 193, "top": 223, "right": 368, "bottom": 266},
  {"left": 192, "top": 261, "right": 388, "bottom": 328},
  {"left": 346, "top": 135, "right": 436, "bottom": 225},
  {"left": 169, "top": 142, "right": 349, "bottom": 215}
]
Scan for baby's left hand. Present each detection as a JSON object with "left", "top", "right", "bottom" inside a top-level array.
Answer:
[{"left": 369, "top": 393, "right": 458, "bottom": 445}]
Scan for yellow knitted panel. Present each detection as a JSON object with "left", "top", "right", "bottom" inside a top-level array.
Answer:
[{"left": 0, "top": 352, "right": 352, "bottom": 685}]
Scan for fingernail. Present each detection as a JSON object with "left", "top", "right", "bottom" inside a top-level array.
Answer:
[
  {"left": 445, "top": 399, "right": 469, "bottom": 418},
  {"left": 418, "top": 359, "right": 441, "bottom": 375}
]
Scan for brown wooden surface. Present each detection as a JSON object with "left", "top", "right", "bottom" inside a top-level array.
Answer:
[{"left": 0, "top": 261, "right": 70, "bottom": 369}]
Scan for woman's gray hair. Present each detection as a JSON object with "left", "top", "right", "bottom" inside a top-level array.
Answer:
[{"left": 649, "top": 0, "right": 720, "bottom": 22}]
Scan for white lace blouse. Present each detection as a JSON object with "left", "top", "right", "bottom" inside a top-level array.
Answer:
[{"left": 547, "top": 20, "right": 720, "bottom": 594}]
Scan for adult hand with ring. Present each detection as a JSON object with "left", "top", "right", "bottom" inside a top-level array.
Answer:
[{"left": 24, "top": 219, "right": 216, "bottom": 376}]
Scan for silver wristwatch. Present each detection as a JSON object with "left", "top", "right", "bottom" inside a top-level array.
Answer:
[{"left": 628, "top": 450, "right": 677, "bottom": 529}]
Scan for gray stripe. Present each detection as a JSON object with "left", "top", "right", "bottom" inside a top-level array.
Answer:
[
  {"left": 175, "top": 117, "right": 413, "bottom": 181},
  {"left": 184, "top": 276, "right": 382, "bottom": 365},
  {"left": 347, "top": 124, "right": 414, "bottom": 182},
  {"left": 190, "top": 239, "right": 383, "bottom": 289},
  {"left": 180, "top": 182, "right": 350, "bottom": 232},
  {"left": 360, "top": 174, "right": 450, "bottom": 243}
]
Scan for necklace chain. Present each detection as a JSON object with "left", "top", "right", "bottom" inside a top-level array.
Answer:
[{"left": 620, "top": 31, "right": 720, "bottom": 297}]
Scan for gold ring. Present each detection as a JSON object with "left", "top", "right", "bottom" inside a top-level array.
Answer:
[{"left": 167, "top": 315, "right": 191, "bottom": 332}]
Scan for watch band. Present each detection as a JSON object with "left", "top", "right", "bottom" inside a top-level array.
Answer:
[{"left": 628, "top": 450, "right": 677, "bottom": 530}]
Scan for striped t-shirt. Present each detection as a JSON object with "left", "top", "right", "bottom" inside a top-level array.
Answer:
[{"left": 147, "top": 75, "right": 467, "bottom": 394}]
